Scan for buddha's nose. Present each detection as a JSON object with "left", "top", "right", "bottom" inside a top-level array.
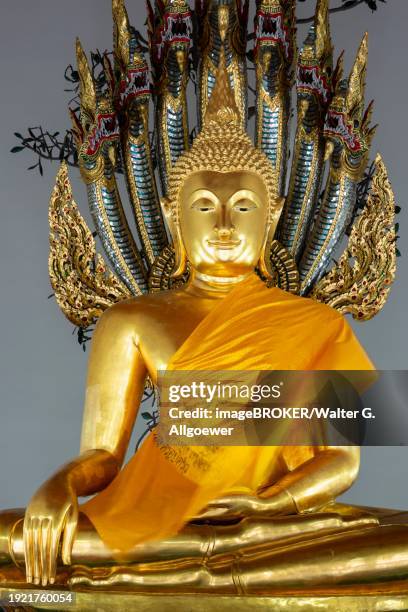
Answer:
[
  {"left": 215, "top": 204, "right": 235, "bottom": 240},
  {"left": 216, "top": 227, "right": 234, "bottom": 240}
]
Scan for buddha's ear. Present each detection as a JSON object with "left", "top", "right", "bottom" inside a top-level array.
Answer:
[
  {"left": 258, "top": 233, "right": 273, "bottom": 280},
  {"left": 273, "top": 196, "right": 286, "bottom": 225},
  {"left": 258, "top": 197, "right": 286, "bottom": 280},
  {"left": 160, "top": 196, "right": 177, "bottom": 242},
  {"left": 160, "top": 196, "right": 172, "bottom": 219},
  {"left": 265, "top": 196, "right": 286, "bottom": 242},
  {"left": 160, "top": 197, "right": 188, "bottom": 279},
  {"left": 171, "top": 228, "right": 188, "bottom": 278}
]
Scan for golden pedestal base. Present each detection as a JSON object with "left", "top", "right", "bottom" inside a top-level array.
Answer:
[{"left": 1, "top": 585, "right": 408, "bottom": 612}]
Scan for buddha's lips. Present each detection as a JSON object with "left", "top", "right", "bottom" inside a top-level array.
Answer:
[
  {"left": 118, "top": 68, "right": 151, "bottom": 108},
  {"left": 324, "top": 110, "right": 362, "bottom": 153},
  {"left": 297, "top": 65, "right": 330, "bottom": 104},
  {"left": 85, "top": 113, "right": 120, "bottom": 156},
  {"left": 255, "top": 10, "right": 292, "bottom": 61},
  {"left": 207, "top": 239, "right": 242, "bottom": 250}
]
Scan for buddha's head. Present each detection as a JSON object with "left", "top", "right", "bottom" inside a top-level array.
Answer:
[{"left": 161, "top": 54, "right": 284, "bottom": 281}]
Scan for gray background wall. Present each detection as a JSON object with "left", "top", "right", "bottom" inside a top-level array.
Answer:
[{"left": 0, "top": 1, "right": 406, "bottom": 510}]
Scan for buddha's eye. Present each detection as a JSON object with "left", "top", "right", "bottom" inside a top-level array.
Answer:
[
  {"left": 192, "top": 199, "right": 216, "bottom": 212},
  {"left": 232, "top": 199, "right": 257, "bottom": 212}
]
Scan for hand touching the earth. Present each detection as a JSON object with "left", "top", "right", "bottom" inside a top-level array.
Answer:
[
  {"left": 21, "top": 449, "right": 119, "bottom": 586},
  {"left": 23, "top": 475, "right": 78, "bottom": 586}
]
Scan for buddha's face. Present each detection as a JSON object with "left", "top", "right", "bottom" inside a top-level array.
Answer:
[{"left": 178, "top": 170, "right": 270, "bottom": 278}]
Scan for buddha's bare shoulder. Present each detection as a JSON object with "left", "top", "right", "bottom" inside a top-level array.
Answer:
[{"left": 95, "top": 288, "right": 196, "bottom": 328}]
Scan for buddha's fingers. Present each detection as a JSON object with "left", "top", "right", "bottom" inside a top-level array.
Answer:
[
  {"left": 49, "top": 526, "right": 60, "bottom": 585},
  {"left": 40, "top": 518, "right": 51, "bottom": 586},
  {"left": 31, "top": 517, "right": 42, "bottom": 585},
  {"left": 196, "top": 505, "right": 236, "bottom": 520},
  {"left": 61, "top": 504, "right": 78, "bottom": 566},
  {"left": 204, "top": 495, "right": 268, "bottom": 517},
  {"left": 23, "top": 515, "right": 33, "bottom": 583}
]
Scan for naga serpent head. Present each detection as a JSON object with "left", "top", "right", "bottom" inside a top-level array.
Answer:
[
  {"left": 148, "top": 0, "right": 193, "bottom": 79},
  {"left": 254, "top": 0, "right": 296, "bottom": 76},
  {"left": 198, "top": 1, "right": 248, "bottom": 61},
  {"left": 112, "top": 0, "right": 151, "bottom": 111},
  {"left": 323, "top": 33, "right": 376, "bottom": 176},
  {"left": 71, "top": 39, "right": 120, "bottom": 174},
  {"left": 297, "top": 0, "right": 333, "bottom": 114}
]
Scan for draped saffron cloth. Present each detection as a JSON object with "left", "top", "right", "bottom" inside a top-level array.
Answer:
[{"left": 80, "top": 274, "right": 374, "bottom": 552}]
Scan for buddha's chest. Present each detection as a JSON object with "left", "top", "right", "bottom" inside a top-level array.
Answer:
[{"left": 137, "top": 306, "right": 212, "bottom": 384}]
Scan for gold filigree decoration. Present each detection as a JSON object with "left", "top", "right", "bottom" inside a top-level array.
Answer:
[
  {"left": 310, "top": 154, "right": 397, "bottom": 320},
  {"left": 267, "top": 239, "right": 300, "bottom": 294},
  {"left": 256, "top": 240, "right": 300, "bottom": 294},
  {"left": 148, "top": 245, "right": 189, "bottom": 292},
  {"left": 49, "top": 162, "right": 131, "bottom": 327}
]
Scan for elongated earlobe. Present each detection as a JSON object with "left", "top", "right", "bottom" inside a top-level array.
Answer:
[
  {"left": 274, "top": 197, "right": 286, "bottom": 223},
  {"left": 257, "top": 197, "right": 286, "bottom": 281},
  {"left": 171, "top": 223, "right": 188, "bottom": 278},
  {"left": 160, "top": 197, "right": 188, "bottom": 278},
  {"left": 160, "top": 196, "right": 172, "bottom": 220},
  {"left": 258, "top": 223, "right": 274, "bottom": 280}
]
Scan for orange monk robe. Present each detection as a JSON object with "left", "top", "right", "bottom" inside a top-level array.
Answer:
[{"left": 81, "top": 274, "right": 374, "bottom": 551}]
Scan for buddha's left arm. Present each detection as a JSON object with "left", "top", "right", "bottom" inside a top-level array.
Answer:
[
  {"left": 258, "top": 446, "right": 360, "bottom": 512},
  {"left": 200, "top": 315, "right": 372, "bottom": 519},
  {"left": 260, "top": 314, "right": 371, "bottom": 513}
]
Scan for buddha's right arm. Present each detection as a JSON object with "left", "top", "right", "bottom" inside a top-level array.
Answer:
[
  {"left": 24, "top": 301, "right": 147, "bottom": 585},
  {"left": 48, "top": 300, "right": 147, "bottom": 491},
  {"left": 79, "top": 300, "right": 147, "bottom": 465}
]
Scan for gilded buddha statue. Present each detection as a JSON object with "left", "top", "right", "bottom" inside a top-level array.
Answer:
[{"left": 1, "top": 0, "right": 408, "bottom": 609}]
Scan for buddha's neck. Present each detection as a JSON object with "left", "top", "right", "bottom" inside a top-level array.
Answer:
[{"left": 184, "top": 269, "right": 255, "bottom": 300}]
